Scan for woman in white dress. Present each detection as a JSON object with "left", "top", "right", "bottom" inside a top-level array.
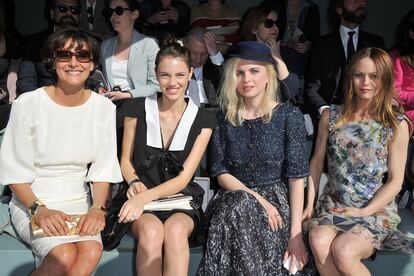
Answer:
[{"left": 0, "top": 27, "right": 123, "bottom": 275}]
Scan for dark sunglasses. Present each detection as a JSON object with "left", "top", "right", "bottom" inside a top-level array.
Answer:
[
  {"left": 55, "top": 4, "right": 81, "bottom": 15},
  {"left": 108, "top": 6, "right": 132, "bottom": 16},
  {"left": 55, "top": 49, "right": 92, "bottom": 63},
  {"left": 263, "top": 19, "right": 279, "bottom": 29}
]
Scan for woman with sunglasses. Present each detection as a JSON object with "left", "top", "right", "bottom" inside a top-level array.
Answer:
[
  {"left": 198, "top": 41, "right": 316, "bottom": 275},
  {"left": 118, "top": 35, "right": 215, "bottom": 275},
  {"left": 0, "top": 27, "right": 122, "bottom": 275},
  {"left": 241, "top": 4, "right": 298, "bottom": 103},
  {"left": 101, "top": 0, "right": 159, "bottom": 101}
]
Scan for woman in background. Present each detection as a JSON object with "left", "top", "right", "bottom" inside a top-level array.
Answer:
[{"left": 101, "top": 0, "right": 159, "bottom": 101}]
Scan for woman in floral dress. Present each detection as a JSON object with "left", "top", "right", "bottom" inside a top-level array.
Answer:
[{"left": 303, "top": 47, "right": 414, "bottom": 276}]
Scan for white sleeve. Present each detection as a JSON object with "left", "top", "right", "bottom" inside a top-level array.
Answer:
[
  {"left": 86, "top": 105, "right": 123, "bottom": 183},
  {"left": 0, "top": 100, "right": 36, "bottom": 185}
]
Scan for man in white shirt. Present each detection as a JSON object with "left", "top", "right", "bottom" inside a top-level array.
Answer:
[
  {"left": 304, "top": 0, "right": 385, "bottom": 119},
  {"left": 183, "top": 27, "right": 224, "bottom": 107}
]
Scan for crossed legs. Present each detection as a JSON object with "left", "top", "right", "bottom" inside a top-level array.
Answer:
[
  {"left": 132, "top": 212, "right": 194, "bottom": 276},
  {"left": 32, "top": 240, "right": 102, "bottom": 276},
  {"left": 309, "top": 225, "right": 375, "bottom": 276}
]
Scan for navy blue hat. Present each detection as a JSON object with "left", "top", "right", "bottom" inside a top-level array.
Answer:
[{"left": 228, "top": 41, "right": 273, "bottom": 63}]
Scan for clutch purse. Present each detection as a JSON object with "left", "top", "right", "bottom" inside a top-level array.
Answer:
[
  {"left": 144, "top": 193, "right": 194, "bottom": 211},
  {"left": 31, "top": 215, "right": 82, "bottom": 238}
]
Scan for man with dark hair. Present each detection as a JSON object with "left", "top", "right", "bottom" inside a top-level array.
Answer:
[
  {"left": 304, "top": 0, "right": 385, "bottom": 118},
  {"left": 16, "top": 0, "right": 81, "bottom": 95}
]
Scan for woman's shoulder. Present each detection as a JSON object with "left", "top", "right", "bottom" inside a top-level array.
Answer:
[
  {"left": 90, "top": 92, "right": 116, "bottom": 111},
  {"left": 196, "top": 108, "right": 217, "bottom": 129},
  {"left": 133, "top": 31, "right": 159, "bottom": 45},
  {"left": 276, "top": 101, "right": 302, "bottom": 116}
]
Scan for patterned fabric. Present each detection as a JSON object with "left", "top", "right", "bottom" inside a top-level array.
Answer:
[
  {"left": 310, "top": 105, "right": 414, "bottom": 252},
  {"left": 198, "top": 103, "right": 317, "bottom": 275}
]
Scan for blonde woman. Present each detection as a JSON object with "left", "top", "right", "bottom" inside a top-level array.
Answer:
[
  {"left": 304, "top": 47, "right": 414, "bottom": 276},
  {"left": 198, "top": 41, "right": 316, "bottom": 275}
]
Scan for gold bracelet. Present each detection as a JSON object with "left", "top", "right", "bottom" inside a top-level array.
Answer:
[{"left": 89, "top": 205, "right": 107, "bottom": 215}]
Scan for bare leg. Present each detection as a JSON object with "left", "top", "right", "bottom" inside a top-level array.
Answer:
[
  {"left": 31, "top": 243, "right": 77, "bottom": 276},
  {"left": 132, "top": 213, "right": 164, "bottom": 276},
  {"left": 69, "top": 241, "right": 103, "bottom": 276},
  {"left": 309, "top": 225, "right": 341, "bottom": 276},
  {"left": 163, "top": 212, "right": 194, "bottom": 276},
  {"left": 331, "top": 231, "right": 375, "bottom": 276}
]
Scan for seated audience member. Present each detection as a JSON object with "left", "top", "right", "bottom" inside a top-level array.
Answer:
[
  {"left": 241, "top": 4, "right": 299, "bottom": 102},
  {"left": 198, "top": 41, "right": 316, "bottom": 275},
  {"left": 390, "top": 8, "right": 414, "bottom": 216},
  {"left": 138, "top": 0, "right": 191, "bottom": 41},
  {"left": 118, "top": 36, "right": 215, "bottom": 275},
  {"left": 79, "top": 0, "right": 114, "bottom": 40},
  {"left": 282, "top": 0, "right": 320, "bottom": 79},
  {"left": 101, "top": 0, "right": 159, "bottom": 101},
  {"left": 0, "top": 27, "right": 122, "bottom": 275},
  {"left": 183, "top": 27, "right": 223, "bottom": 107},
  {"left": 0, "top": 3, "right": 23, "bottom": 129},
  {"left": 304, "top": 0, "right": 385, "bottom": 119},
  {"left": 17, "top": 0, "right": 82, "bottom": 95},
  {"left": 190, "top": 0, "right": 241, "bottom": 51},
  {"left": 303, "top": 48, "right": 414, "bottom": 276}
]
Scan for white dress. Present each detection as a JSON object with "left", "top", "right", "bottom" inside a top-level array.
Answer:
[{"left": 0, "top": 88, "right": 123, "bottom": 265}]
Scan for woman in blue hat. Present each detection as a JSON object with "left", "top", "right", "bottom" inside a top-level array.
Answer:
[{"left": 198, "top": 41, "right": 316, "bottom": 275}]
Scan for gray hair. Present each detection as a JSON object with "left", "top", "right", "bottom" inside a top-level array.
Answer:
[{"left": 183, "top": 27, "right": 207, "bottom": 45}]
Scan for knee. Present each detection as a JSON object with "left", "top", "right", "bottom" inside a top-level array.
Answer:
[
  {"left": 47, "top": 244, "right": 77, "bottom": 272},
  {"left": 136, "top": 222, "right": 164, "bottom": 252},
  {"left": 164, "top": 221, "right": 189, "bottom": 252},
  {"left": 308, "top": 228, "right": 333, "bottom": 257},
  {"left": 81, "top": 243, "right": 103, "bottom": 266},
  {"left": 331, "top": 240, "right": 357, "bottom": 273}
]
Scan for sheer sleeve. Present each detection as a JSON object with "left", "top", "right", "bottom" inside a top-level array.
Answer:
[
  {"left": 284, "top": 104, "right": 309, "bottom": 178},
  {"left": 0, "top": 99, "right": 36, "bottom": 185},
  {"left": 209, "top": 111, "right": 229, "bottom": 178},
  {"left": 86, "top": 105, "right": 123, "bottom": 183}
]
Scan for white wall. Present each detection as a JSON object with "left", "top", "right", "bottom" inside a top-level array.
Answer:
[{"left": 13, "top": 0, "right": 414, "bottom": 48}]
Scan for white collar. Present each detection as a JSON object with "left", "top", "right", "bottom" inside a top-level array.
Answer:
[
  {"left": 339, "top": 24, "right": 359, "bottom": 41},
  {"left": 145, "top": 93, "right": 199, "bottom": 151}
]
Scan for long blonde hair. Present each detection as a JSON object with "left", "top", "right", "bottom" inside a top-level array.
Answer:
[
  {"left": 218, "top": 57, "right": 278, "bottom": 126},
  {"left": 338, "top": 47, "right": 408, "bottom": 141}
]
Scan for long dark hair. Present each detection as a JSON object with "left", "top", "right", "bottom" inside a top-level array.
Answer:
[{"left": 396, "top": 8, "right": 414, "bottom": 58}]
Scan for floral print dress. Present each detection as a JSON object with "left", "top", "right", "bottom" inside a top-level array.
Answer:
[{"left": 310, "top": 105, "right": 413, "bottom": 252}]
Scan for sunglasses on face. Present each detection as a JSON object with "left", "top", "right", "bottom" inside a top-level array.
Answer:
[
  {"left": 108, "top": 6, "right": 132, "bottom": 16},
  {"left": 55, "top": 4, "right": 81, "bottom": 15},
  {"left": 55, "top": 49, "right": 92, "bottom": 63},
  {"left": 263, "top": 19, "right": 279, "bottom": 29}
]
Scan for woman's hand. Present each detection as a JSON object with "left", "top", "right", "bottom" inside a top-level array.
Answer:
[
  {"left": 148, "top": 10, "right": 167, "bottom": 24},
  {"left": 330, "top": 207, "right": 368, "bottom": 217},
  {"left": 302, "top": 205, "right": 314, "bottom": 223},
  {"left": 293, "top": 41, "right": 311, "bottom": 54},
  {"left": 34, "top": 207, "right": 72, "bottom": 236},
  {"left": 127, "top": 182, "right": 148, "bottom": 199},
  {"left": 104, "top": 91, "right": 132, "bottom": 101},
  {"left": 266, "top": 38, "right": 282, "bottom": 60},
  {"left": 76, "top": 208, "right": 106, "bottom": 236},
  {"left": 165, "top": 7, "right": 179, "bottom": 23},
  {"left": 256, "top": 196, "right": 283, "bottom": 231},
  {"left": 118, "top": 194, "right": 145, "bottom": 223},
  {"left": 283, "top": 234, "right": 308, "bottom": 273}
]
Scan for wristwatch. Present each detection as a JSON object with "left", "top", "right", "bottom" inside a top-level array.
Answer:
[{"left": 29, "top": 199, "right": 45, "bottom": 216}]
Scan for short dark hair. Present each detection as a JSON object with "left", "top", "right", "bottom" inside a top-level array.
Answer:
[
  {"left": 108, "top": 0, "right": 139, "bottom": 11},
  {"left": 155, "top": 34, "right": 191, "bottom": 70},
  {"left": 42, "top": 27, "right": 100, "bottom": 82}
]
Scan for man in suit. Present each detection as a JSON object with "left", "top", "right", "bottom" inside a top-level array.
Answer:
[
  {"left": 16, "top": 0, "right": 81, "bottom": 95},
  {"left": 183, "top": 27, "right": 223, "bottom": 107},
  {"left": 304, "top": 0, "right": 385, "bottom": 118},
  {"left": 79, "top": 0, "right": 113, "bottom": 41}
]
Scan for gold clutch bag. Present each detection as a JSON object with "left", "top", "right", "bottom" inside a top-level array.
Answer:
[{"left": 31, "top": 215, "right": 82, "bottom": 238}]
